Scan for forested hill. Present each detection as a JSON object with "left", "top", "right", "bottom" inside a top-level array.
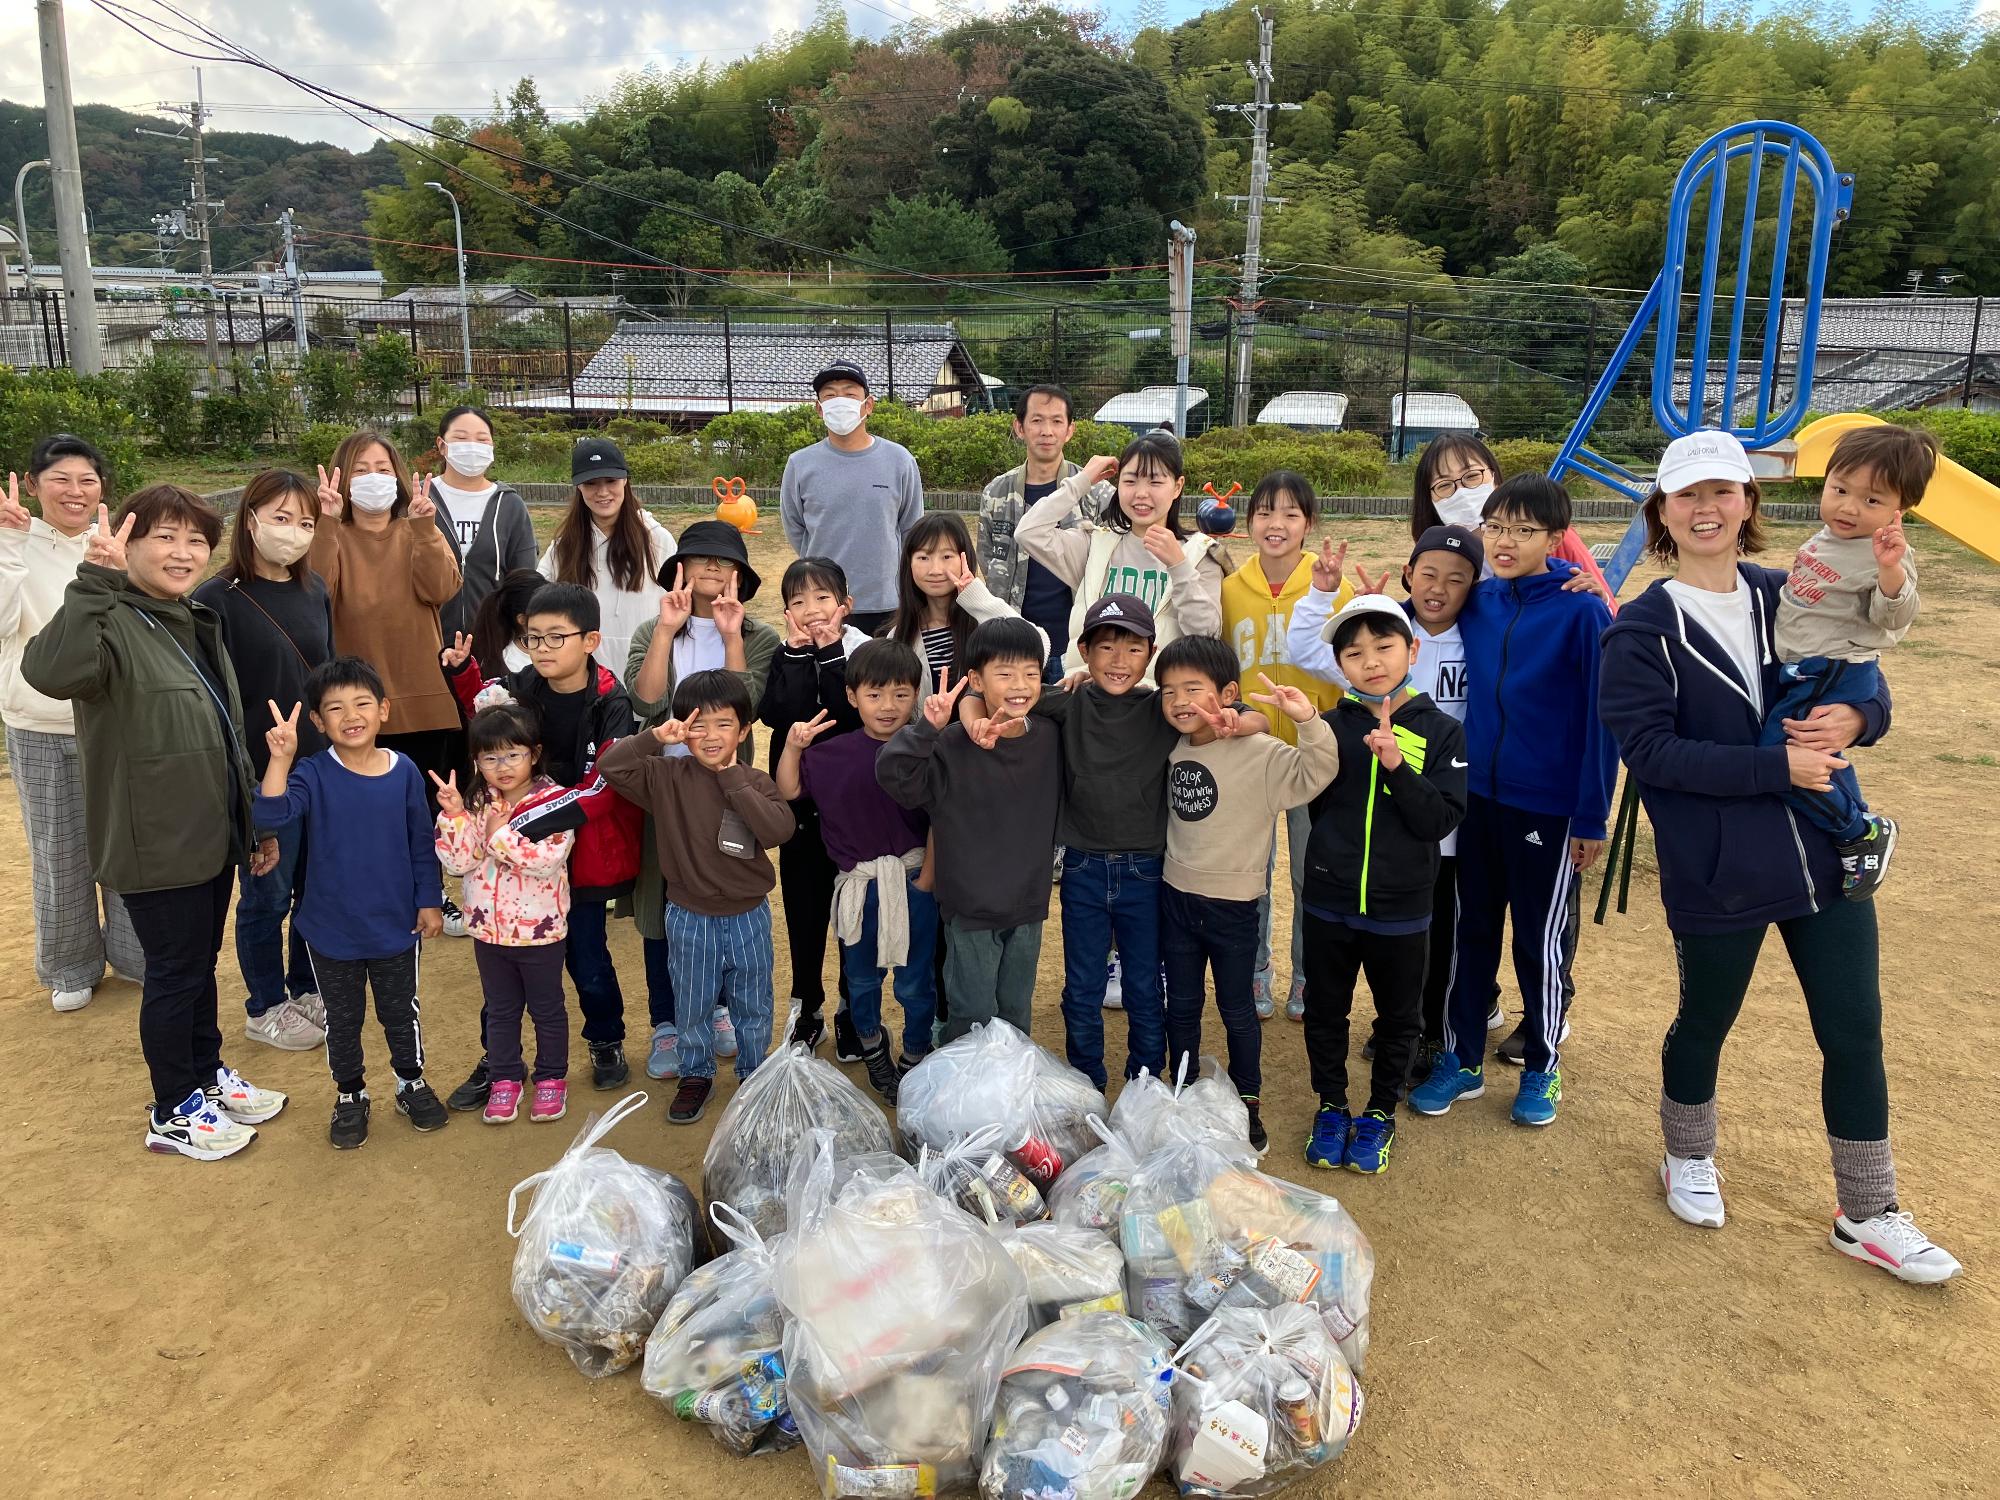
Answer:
[{"left": 0, "top": 100, "right": 397, "bottom": 274}]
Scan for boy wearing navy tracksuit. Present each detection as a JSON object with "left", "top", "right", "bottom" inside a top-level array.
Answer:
[{"left": 1410, "top": 475, "right": 1616, "bottom": 1128}]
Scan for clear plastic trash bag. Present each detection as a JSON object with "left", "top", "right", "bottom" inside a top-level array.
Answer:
[
  {"left": 918, "top": 1124, "right": 1049, "bottom": 1227},
  {"left": 1045, "top": 1117, "right": 1141, "bottom": 1239},
  {"left": 993, "top": 1219, "right": 1130, "bottom": 1328},
  {"left": 1109, "top": 1057, "right": 1251, "bottom": 1156},
  {"left": 898, "top": 1019, "right": 1108, "bottom": 1190}
]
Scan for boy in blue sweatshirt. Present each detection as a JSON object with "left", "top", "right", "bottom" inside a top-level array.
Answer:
[{"left": 1410, "top": 474, "right": 1615, "bottom": 1128}]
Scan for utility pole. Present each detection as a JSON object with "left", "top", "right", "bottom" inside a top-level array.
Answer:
[
  {"left": 146, "top": 70, "right": 223, "bottom": 385},
  {"left": 424, "top": 181, "right": 473, "bottom": 381},
  {"left": 1168, "top": 221, "right": 1197, "bottom": 438},
  {"left": 1214, "top": 8, "right": 1298, "bottom": 426},
  {"left": 279, "top": 208, "right": 307, "bottom": 356},
  {"left": 36, "top": 1, "right": 102, "bottom": 374}
]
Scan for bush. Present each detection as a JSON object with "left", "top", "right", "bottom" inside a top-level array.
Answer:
[
  {"left": 289, "top": 421, "right": 355, "bottom": 476},
  {"left": 199, "top": 390, "right": 269, "bottom": 458},
  {"left": 1493, "top": 438, "right": 1562, "bottom": 478},
  {"left": 299, "top": 349, "right": 360, "bottom": 425},
  {"left": 128, "top": 349, "right": 201, "bottom": 453},
  {"left": 1181, "top": 429, "right": 1387, "bottom": 499},
  {"left": 0, "top": 367, "right": 145, "bottom": 494},
  {"left": 1884, "top": 408, "right": 2000, "bottom": 485}
]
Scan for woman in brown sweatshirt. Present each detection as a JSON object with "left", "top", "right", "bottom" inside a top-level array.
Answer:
[{"left": 308, "top": 431, "right": 463, "bottom": 798}]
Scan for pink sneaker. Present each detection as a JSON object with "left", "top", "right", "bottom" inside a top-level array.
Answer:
[
  {"left": 483, "top": 1079, "right": 523, "bottom": 1124},
  {"left": 530, "top": 1079, "right": 568, "bottom": 1122}
]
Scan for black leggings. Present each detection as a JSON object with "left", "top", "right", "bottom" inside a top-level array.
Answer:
[
  {"left": 779, "top": 804, "right": 843, "bottom": 1011},
  {"left": 1664, "top": 899, "right": 1887, "bottom": 1141}
]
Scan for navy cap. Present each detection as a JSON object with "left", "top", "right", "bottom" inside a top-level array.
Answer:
[
  {"left": 811, "top": 359, "right": 869, "bottom": 395},
  {"left": 1408, "top": 523, "right": 1484, "bottom": 572},
  {"left": 1079, "top": 592, "right": 1156, "bottom": 640}
]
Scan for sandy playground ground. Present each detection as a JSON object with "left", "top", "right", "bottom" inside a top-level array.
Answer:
[{"left": 1, "top": 515, "right": 1995, "bottom": 1498}]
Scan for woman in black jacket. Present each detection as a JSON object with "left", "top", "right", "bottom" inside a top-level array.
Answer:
[
  {"left": 1597, "top": 440, "right": 1959, "bottom": 1283},
  {"left": 194, "top": 470, "right": 333, "bottom": 1054}
]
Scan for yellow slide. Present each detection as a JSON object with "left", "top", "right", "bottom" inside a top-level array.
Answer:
[{"left": 1794, "top": 412, "right": 2000, "bottom": 565}]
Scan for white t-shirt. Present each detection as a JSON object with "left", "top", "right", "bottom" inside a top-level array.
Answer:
[
  {"left": 438, "top": 482, "right": 496, "bottom": 556},
  {"left": 1665, "top": 578, "right": 1764, "bottom": 715},
  {"left": 664, "top": 616, "right": 726, "bottom": 758},
  {"left": 1406, "top": 618, "right": 1469, "bottom": 857}
]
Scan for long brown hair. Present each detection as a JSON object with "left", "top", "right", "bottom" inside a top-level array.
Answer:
[
  {"left": 549, "top": 478, "right": 653, "bottom": 592},
  {"left": 219, "top": 469, "right": 320, "bottom": 585},
  {"left": 329, "top": 430, "right": 412, "bottom": 523}
]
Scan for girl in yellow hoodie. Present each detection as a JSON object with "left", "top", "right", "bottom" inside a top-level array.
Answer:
[{"left": 1220, "top": 471, "right": 1352, "bottom": 1022}]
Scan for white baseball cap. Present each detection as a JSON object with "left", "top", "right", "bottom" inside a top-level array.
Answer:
[
  {"left": 1656, "top": 430, "right": 1754, "bottom": 494},
  {"left": 1320, "top": 592, "right": 1412, "bottom": 645}
]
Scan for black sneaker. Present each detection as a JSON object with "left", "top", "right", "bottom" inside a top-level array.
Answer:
[
  {"left": 1496, "top": 1017, "right": 1573, "bottom": 1066},
  {"left": 897, "top": 1048, "right": 930, "bottom": 1077},
  {"left": 859, "top": 1036, "right": 900, "bottom": 1106},
  {"left": 833, "top": 1009, "right": 864, "bottom": 1064},
  {"left": 1839, "top": 813, "right": 1897, "bottom": 901},
  {"left": 590, "top": 1041, "right": 629, "bottom": 1091},
  {"left": 1241, "top": 1094, "right": 1269, "bottom": 1154},
  {"left": 1361, "top": 1028, "right": 1379, "bottom": 1062},
  {"left": 329, "top": 1089, "right": 370, "bottom": 1150},
  {"left": 446, "top": 1056, "right": 491, "bottom": 1111},
  {"left": 790, "top": 1007, "right": 826, "bottom": 1054},
  {"left": 395, "top": 1078, "right": 448, "bottom": 1131},
  {"left": 668, "top": 1075, "right": 713, "bottom": 1124}
]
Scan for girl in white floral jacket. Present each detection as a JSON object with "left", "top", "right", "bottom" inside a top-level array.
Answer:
[{"left": 435, "top": 701, "right": 576, "bottom": 1124}]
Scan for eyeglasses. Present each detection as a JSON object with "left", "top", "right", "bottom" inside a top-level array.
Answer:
[
  {"left": 476, "top": 750, "right": 531, "bottom": 769},
  {"left": 1428, "top": 466, "right": 1491, "bottom": 500},
  {"left": 1479, "top": 522, "right": 1550, "bottom": 542},
  {"left": 523, "top": 630, "right": 583, "bottom": 650}
]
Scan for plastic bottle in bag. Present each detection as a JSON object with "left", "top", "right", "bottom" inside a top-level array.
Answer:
[
  {"left": 981, "top": 1312, "right": 1177, "bottom": 1500},
  {"left": 993, "top": 1220, "right": 1129, "bottom": 1327},
  {"left": 898, "top": 1020, "right": 1108, "bottom": 1184},
  {"left": 1045, "top": 1117, "right": 1141, "bottom": 1239}
]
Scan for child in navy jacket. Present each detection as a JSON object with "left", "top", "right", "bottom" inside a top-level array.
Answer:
[{"left": 1410, "top": 474, "right": 1615, "bottom": 1129}]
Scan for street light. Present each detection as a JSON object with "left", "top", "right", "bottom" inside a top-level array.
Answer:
[{"left": 424, "top": 180, "right": 472, "bottom": 381}]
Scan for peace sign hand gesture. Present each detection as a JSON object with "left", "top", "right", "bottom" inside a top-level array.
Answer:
[
  {"left": 964, "top": 714, "right": 1004, "bottom": 750},
  {"left": 1351, "top": 561, "right": 1394, "bottom": 598},
  {"left": 924, "top": 667, "right": 969, "bottom": 731},
  {"left": 265, "top": 698, "right": 303, "bottom": 765},
  {"left": 1362, "top": 696, "right": 1403, "bottom": 770},
  {"left": 429, "top": 768, "right": 465, "bottom": 819},
  {"left": 1310, "top": 537, "right": 1348, "bottom": 592},
  {"left": 1191, "top": 698, "right": 1244, "bottom": 739},
  {"left": 315, "top": 464, "right": 344, "bottom": 518},
  {"left": 84, "top": 506, "right": 135, "bottom": 571},
  {"left": 787, "top": 709, "right": 837, "bottom": 753},
  {"left": 406, "top": 472, "right": 436, "bottom": 521},
  {"left": 0, "top": 473, "right": 32, "bottom": 532},
  {"left": 658, "top": 564, "right": 693, "bottom": 636},
  {"left": 1247, "top": 671, "right": 1316, "bottom": 725},
  {"left": 781, "top": 607, "right": 812, "bottom": 649},
  {"left": 711, "top": 570, "right": 745, "bottom": 638},
  {"left": 439, "top": 631, "right": 473, "bottom": 672}
]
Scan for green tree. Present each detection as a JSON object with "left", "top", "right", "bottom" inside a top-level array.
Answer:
[{"left": 860, "top": 194, "right": 1010, "bottom": 300}]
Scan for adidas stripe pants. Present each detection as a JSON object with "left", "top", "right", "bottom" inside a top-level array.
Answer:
[{"left": 1444, "top": 794, "right": 1575, "bottom": 1075}]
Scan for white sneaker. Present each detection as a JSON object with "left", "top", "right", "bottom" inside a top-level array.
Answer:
[
  {"left": 1252, "top": 965, "right": 1275, "bottom": 1020},
  {"left": 1102, "top": 956, "right": 1123, "bottom": 1011},
  {"left": 1487, "top": 1000, "right": 1507, "bottom": 1032},
  {"left": 293, "top": 991, "right": 326, "bottom": 1031},
  {"left": 1285, "top": 974, "right": 1306, "bottom": 1022},
  {"left": 205, "top": 1065, "right": 288, "bottom": 1124},
  {"left": 713, "top": 1006, "right": 738, "bottom": 1059},
  {"left": 244, "top": 999, "right": 326, "bottom": 1052},
  {"left": 145, "top": 1090, "right": 256, "bottom": 1161},
  {"left": 1660, "top": 1154, "right": 1725, "bottom": 1228},
  {"left": 52, "top": 987, "right": 93, "bottom": 1013},
  {"left": 1831, "top": 1209, "right": 1963, "bottom": 1284},
  {"left": 439, "top": 897, "right": 469, "bottom": 939}
]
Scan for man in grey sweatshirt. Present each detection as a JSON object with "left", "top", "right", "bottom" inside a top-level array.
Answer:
[{"left": 779, "top": 359, "right": 925, "bottom": 633}]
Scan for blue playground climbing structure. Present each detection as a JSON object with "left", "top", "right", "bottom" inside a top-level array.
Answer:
[{"left": 1548, "top": 122, "right": 1853, "bottom": 591}]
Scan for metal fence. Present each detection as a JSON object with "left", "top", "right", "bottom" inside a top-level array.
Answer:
[{"left": 5, "top": 286, "right": 1994, "bottom": 456}]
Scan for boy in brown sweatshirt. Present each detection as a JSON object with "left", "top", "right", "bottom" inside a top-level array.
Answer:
[
  {"left": 1155, "top": 634, "right": 1338, "bottom": 1152},
  {"left": 600, "top": 669, "right": 795, "bottom": 1123}
]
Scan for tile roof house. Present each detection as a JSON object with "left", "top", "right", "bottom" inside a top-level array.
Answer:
[{"left": 350, "top": 284, "right": 541, "bottom": 329}]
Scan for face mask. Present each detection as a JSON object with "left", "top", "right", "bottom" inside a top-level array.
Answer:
[
  {"left": 444, "top": 441, "right": 494, "bottom": 478},
  {"left": 1348, "top": 676, "right": 1413, "bottom": 707},
  {"left": 348, "top": 473, "right": 400, "bottom": 513},
  {"left": 251, "top": 518, "right": 313, "bottom": 567},
  {"left": 820, "top": 397, "right": 865, "bottom": 437},
  {"left": 1435, "top": 483, "right": 1492, "bottom": 529}
]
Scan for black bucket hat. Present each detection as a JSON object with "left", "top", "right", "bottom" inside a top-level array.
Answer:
[{"left": 667, "top": 519, "right": 761, "bottom": 602}]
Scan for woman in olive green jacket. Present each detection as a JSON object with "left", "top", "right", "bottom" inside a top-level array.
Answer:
[{"left": 22, "top": 486, "right": 289, "bottom": 1162}]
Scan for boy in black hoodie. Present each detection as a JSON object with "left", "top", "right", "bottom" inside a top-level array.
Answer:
[{"left": 1298, "top": 596, "right": 1467, "bottom": 1176}]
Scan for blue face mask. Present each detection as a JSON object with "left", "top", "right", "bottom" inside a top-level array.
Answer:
[{"left": 1346, "top": 676, "right": 1412, "bottom": 707}]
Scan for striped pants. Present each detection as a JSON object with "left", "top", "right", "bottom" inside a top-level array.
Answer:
[
  {"left": 6, "top": 726, "right": 144, "bottom": 992},
  {"left": 665, "top": 899, "right": 774, "bottom": 1081},
  {"left": 1444, "top": 794, "right": 1575, "bottom": 1075}
]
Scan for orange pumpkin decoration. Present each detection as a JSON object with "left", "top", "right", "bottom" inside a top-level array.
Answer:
[{"left": 712, "top": 475, "right": 758, "bottom": 532}]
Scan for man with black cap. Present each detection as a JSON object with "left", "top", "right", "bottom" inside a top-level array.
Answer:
[{"left": 780, "top": 358, "right": 925, "bottom": 635}]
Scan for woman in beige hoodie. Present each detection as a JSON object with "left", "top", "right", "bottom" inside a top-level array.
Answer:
[{"left": 0, "top": 435, "right": 146, "bottom": 1011}]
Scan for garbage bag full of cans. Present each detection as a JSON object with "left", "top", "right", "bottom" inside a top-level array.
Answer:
[
  {"left": 776, "top": 1131, "right": 1030, "bottom": 1498},
  {"left": 507, "top": 1093, "right": 698, "bottom": 1378},
  {"left": 1044, "top": 1117, "right": 1140, "bottom": 1240},
  {"left": 1109, "top": 1057, "right": 1251, "bottom": 1156},
  {"left": 993, "top": 1220, "right": 1129, "bottom": 1328},
  {"left": 898, "top": 1020, "right": 1108, "bottom": 1191},
  {"left": 980, "top": 1312, "right": 1177, "bottom": 1500},
  {"left": 1169, "top": 1303, "right": 1363, "bottom": 1497},
  {"left": 918, "top": 1124, "right": 1049, "bottom": 1227},
  {"left": 704, "top": 1040, "right": 896, "bottom": 1239},
  {"left": 643, "top": 1203, "right": 801, "bottom": 1456}
]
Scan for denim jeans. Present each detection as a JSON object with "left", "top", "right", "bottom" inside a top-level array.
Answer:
[
  {"left": 839, "top": 873, "right": 939, "bottom": 1059},
  {"left": 644, "top": 934, "right": 677, "bottom": 1030},
  {"left": 565, "top": 896, "right": 628, "bottom": 1045},
  {"left": 235, "top": 817, "right": 314, "bottom": 1017},
  {"left": 1254, "top": 804, "right": 1313, "bottom": 979},
  {"left": 667, "top": 900, "right": 774, "bottom": 1081},
  {"left": 1161, "top": 884, "right": 1263, "bottom": 1097},
  {"left": 1760, "top": 655, "right": 1876, "bottom": 842},
  {"left": 1059, "top": 848, "right": 1166, "bottom": 1089}
]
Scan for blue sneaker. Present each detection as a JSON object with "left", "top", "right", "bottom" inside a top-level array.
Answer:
[
  {"left": 1305, "top": 1104, "right": 1350, "bottom": 1170},
  {"left": 1409, "top": 1055, "right": 1484, "bottom": 1116},
  {"left": 1345, "top": 1110, "right": 1394, "bottom": 1174},
  {"left": 1512, "top": 1068, "right": 1562, "bottom": 1126}
]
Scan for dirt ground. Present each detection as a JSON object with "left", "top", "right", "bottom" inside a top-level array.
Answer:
[{"left": 2, "top": 513, "right": 1995, "bottom": 1499}]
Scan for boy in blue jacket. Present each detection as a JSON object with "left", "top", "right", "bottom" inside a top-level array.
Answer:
[{"left": 1410, "top": 474, "right": 1615, "bottom": 1127}]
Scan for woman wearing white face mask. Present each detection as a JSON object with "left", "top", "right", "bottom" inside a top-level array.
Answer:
[
  {"left": 425, "top": 405, "right": 538, "bottom": 643},
  {"left": 195, "top": 470, "right": 334, "bottom": 1053},
  {"left": 1411, "top": 435, "right": 1614, "bottom": 604},
  {"left": 307, "top": 431, "right": 463, "bottom": 805}
]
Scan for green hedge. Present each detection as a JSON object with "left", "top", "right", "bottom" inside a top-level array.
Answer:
[
  {"left": 0, "top": 367, "right": 145, "bottom": 496},
  {"left": 1883, "top": 408, "right": 2000, "bottom": 486}
]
